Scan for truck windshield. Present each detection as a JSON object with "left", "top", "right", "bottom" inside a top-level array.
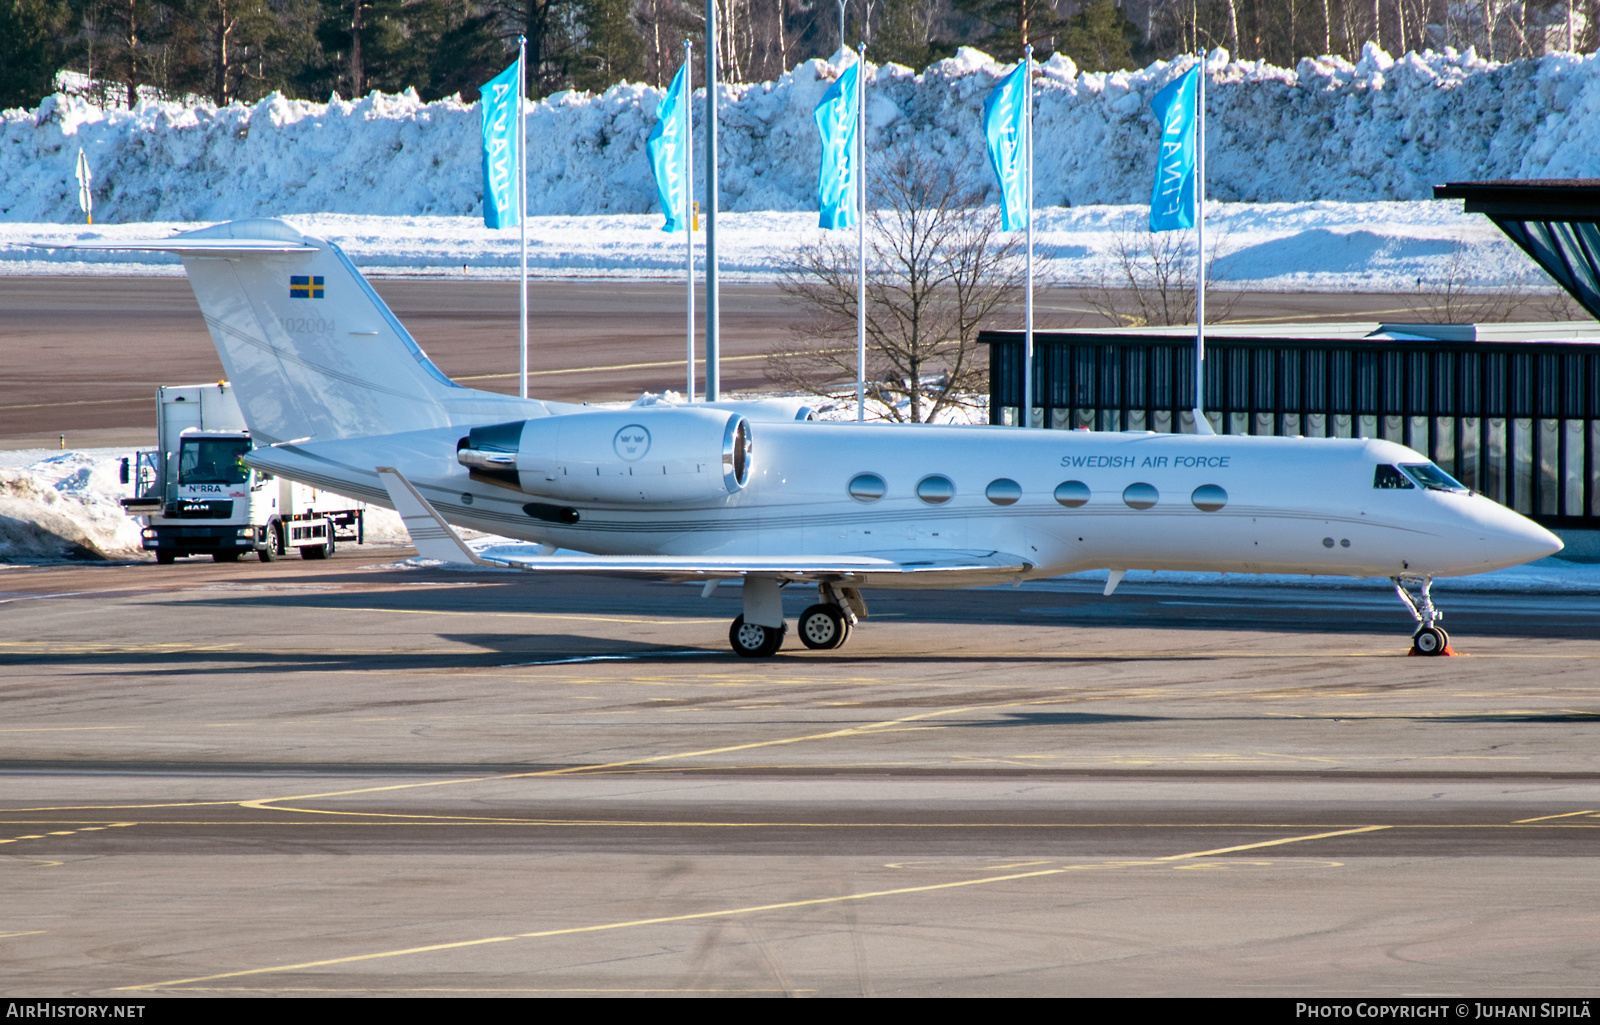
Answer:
[{"left": 179, "top": 438, "right": 251, "bottom": 485}]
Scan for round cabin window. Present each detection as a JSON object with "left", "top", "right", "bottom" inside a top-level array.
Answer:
[
  {"left": 1191, "top": 484, "right": 1227, "bottom": 512},
  {"left": 847, "top": 472, "right": 886, "bottom": 503},
  {"left": 1122, "top": 482, "right": 1159, "bottom": 510},
  {"left": 916, "top": 475, "right": 955, "bottom": 504},
  {"left": 985, "top": 479, "right": 1022, "bottom": 506},
  {"left": 1054, "top": 480, "right": 1090, "bottom": 508}
]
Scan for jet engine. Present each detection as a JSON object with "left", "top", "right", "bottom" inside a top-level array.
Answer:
[{"left": 456, "top": 408, "right": 753, "bottom": 505}]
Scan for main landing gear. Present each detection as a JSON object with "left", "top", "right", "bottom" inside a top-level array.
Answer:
[
  {"left": 727, "top": 578, "right": 865, "bottom": 658},
  {"left": 1392, "top": 575, "right": 1453, "bottom": 656}
]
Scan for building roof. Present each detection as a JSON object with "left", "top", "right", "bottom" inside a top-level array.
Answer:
[
  {"left": 977, "top": 322, "right": 1600, "bottom": 347},
  {"left": 1433, "top": 179, "right": 1600, "bottom": 220}
]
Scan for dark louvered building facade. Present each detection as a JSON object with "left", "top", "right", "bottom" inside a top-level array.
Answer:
[{"left": 980, "top": 322, "right": 1600, "bottom": 530}]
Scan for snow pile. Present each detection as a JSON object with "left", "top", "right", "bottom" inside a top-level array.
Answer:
[
  {"left": 6, "top": 45, "right": 1600, "bottom": 224},
  {"left": 0, "top": 447, "right": 410, "bottom": 562},
  {"left": 0, "top": 451, "right": 144, "bottom": 560},
  {"left": 0, "top": 199, "right": 1558, "bottom": 293}
]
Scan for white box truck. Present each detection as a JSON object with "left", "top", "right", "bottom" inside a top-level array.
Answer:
[{"left": 120, "top": 382, "right": 365, "bottom": 563}]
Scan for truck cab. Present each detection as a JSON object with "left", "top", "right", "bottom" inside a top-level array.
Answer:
[{"left": 122, "top": 383, "right": 364, "bottom": 564}]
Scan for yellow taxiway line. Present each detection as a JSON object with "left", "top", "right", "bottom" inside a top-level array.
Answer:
[{"left": 118, "top": 825, "right": 1391, "bottom": 991}]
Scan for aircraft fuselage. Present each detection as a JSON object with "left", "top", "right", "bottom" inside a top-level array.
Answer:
[{"left": 251, "top": 415, "right": 1558, "bottom": 583}]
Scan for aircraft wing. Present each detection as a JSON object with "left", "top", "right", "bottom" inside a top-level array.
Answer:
[{"left": 376, "top": 467, "right": 1032, "bottom": 585}]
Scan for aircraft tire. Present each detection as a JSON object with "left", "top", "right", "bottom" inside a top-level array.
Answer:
[
  {"left": 798, "top": 604, "right": 849, "bottom": 650},
  {"left": 1412, "top": 626, "right": 1448, "bottom": 656},
  {"left": 729, "top": 615, "right": 785, "bottom": 658}
]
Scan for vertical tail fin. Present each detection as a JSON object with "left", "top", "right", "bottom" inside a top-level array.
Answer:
[{"left": 55, "top": 219, "right": 560, "bottom": 443}]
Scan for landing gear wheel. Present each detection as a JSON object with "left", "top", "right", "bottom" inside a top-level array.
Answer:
[
  {"left": 798, "top": 603, "right": 851, "bottom": 650},
  {"left": 213, "top": 550, "right": 241, "bottom": 562},
  {"left": 1412, "top": 626, "right": 1450, "bottom": 656},
  {"left": 729, "top": 615, "right": 786, "bottom": 658},
  {"left": 155, "top": 551, "right": 176, "bottom": 565}
]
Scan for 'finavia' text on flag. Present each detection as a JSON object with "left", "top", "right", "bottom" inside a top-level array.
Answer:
[
  {"left": 481, "top": 59, "right": 521, "bottom": 230},
  {"left": 647, "top": 63, "right": 690, "bottom": 233},
  {"left": 813, "top": 61, "right": 859, "bottom": 230},
  {"left": 1149, "top": 63, "right": 1200, "bottom": 233},
  {"left": 982, "top": 60, "right": 1030, "bottom": 232}
]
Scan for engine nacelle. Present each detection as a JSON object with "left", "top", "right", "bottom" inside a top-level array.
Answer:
[{"left": 457, "top": 408, "right": 752, "bottom": 506}]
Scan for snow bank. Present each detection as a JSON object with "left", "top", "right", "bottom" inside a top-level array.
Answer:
[
  {"left": 0, "top": 448, "right": 409, "bottom": 563},
  {"left": 0, "top": 451, "right": 144, "bottom": 560},
  {"left": 6, "top": 45, "right": 1600, "bottom": 224},
  {"left": 0, "top": 199, "right": 1552, "bottom": 293}
]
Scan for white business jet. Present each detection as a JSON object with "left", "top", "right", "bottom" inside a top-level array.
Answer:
[{"left": 63, "top": 220, "right": 1562, "bottom": 657}]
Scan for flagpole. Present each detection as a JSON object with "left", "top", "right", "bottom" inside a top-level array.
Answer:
[
  {"left": 855, "top": 45, "right": 866, "bottom": 423},
  {"left": 704, "top": 0, "right": 720, "bottom": 402},
  {"left": 518, "top": 36, "right": 528, "bottom": 400},
  {"left": 1023, "top": 45, "right": 1034, "bottom": 430},
  {"left": 1194, "top": 49, "right": 1207, "bottom": 434},
  {"left": 684, "top": 41, "right": 696, "bottom": 403}
]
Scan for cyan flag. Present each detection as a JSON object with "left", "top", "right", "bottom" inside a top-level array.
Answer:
[
  {"left": 983, "top": 61, "right": 1029, "bottom": 232},
  {"left": 1149, "top": 63, "right": 1200, "bottom": 233},
  {"left": 481, "top": 59, "right": 521, "bottom": 229},
  {"left": 646, "top": 63, "right": 690, "bottom": 232},
  {"left": 813, "top": 62, "right": 859, "bottom": 230}
]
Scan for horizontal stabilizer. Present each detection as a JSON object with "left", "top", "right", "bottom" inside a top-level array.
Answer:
[{"left": 41, "top": 238, "right": 318, "bottom": 255}]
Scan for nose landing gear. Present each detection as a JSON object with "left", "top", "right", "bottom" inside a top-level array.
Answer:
[{"left": 1392, "top": 575, "right": 1454, "bottom": 656}]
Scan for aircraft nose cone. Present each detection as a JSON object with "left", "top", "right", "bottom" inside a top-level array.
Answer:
[{"left": 1484, "top": 506, "right": 1564, "bottom": 568}]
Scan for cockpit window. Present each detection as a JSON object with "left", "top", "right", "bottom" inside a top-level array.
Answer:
[
  {"left": 1401, "top": 462, "right": 1469, "bottom": 493},
  {"left": 1373, "top": 464, "right": 1415, "bottom": 490}
]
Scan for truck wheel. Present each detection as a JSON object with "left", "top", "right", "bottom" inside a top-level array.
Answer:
[
  {"left": 301, "top": 541, "right": 327, "bottom": 560},
  {"left": 155, "top": 551, "right": 176, "bottom": 565},
  {"left": 258, "top": 523, "right": 279, "bottom": 562},
  {"left": 213, "top": 550, "right": 241, "bottom": 562}
]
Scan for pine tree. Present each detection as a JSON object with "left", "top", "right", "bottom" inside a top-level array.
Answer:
[
  {"left": 1058, "top": 0, "right": 1136, "bottom": 70},
  {"left": 949, "top": 0, "right": 1066, "bottom": 60},
  {"left": 414, "top": 0, "right": 505, "bottom": 101},
  {"left": 0, "top": 0, "right": 71, "bottom": 109},
  {"left": 571, "top": 0, "right": 643, "bottom": 91},
  {"left": 874, "top": 0, "right": 932, "bottom": 70}
]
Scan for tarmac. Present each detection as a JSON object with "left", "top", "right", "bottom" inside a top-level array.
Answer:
[
  {"left": 2, "top": 551, "right": 1597, "bottom": 996},
  {"left": 2, "top": 276, "right": 1597, "bottom": 997}
]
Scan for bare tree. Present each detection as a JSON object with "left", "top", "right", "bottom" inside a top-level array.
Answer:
[
  {"left": 1402, "top": 246, "right": 1533, "bottom": 323},
  {"left": 1083, "top": 223, "right": 1238, "bottom": 328},
  {"left": 769, "top": 149, "right": 1023, "bottom": 423}
]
